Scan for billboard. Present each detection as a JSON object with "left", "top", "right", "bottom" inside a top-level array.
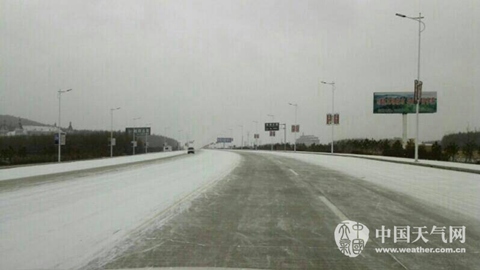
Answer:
[
  {"left": 265, "top": 122, "right": 280, "bottom": 131},
  {"left": 126, "top": 127, "right": 151, "bottom": 136},
  {"left": 217, "top": 137, "right": 233, "bottom": 143},
  {"left": 373, "top": 92, "right": 437, "bottom": 114}
]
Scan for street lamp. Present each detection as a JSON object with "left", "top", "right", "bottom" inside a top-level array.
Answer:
[
  {"left": 321, "top": 81, "right": 335, "bottom": 154},
  {"left": 110, "top": 107, "right": 121, "bottom": 157},
  {"left": 396, "top": 12, "right": 426, "bottom": 163},
  {"left": 145, "top": 123, "right": 152, "bottom": 153},
  {"left": 252, "top": 121, "right": 258, "bottom": 150},
  {"left": 267, "top": 114, "right": 274, "bottom": 151},
  {"left": 57, "top": 88, "right": 72, "bottom": 162},
  {"left": 238, "top": 125, "right": 244, "bottom": 148},
  {"left": 132, "top": 117, "right": 141, "bottom": 155},
  {"left": 288, "top": 103, "right": 298, "bottom": 152},
  {"left": 178, "top": 129, "right": 183, "bottom": 150}
]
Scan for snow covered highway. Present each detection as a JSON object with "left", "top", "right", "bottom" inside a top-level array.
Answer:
[
  {"left": 1, "top": 150, "right": 479, "bottom": 269},
  {"left": 0, "top": 150, "right": 241, "bottom": 269}
]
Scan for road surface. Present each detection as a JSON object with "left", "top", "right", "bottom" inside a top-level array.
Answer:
[
  {"left": 89, "top": 151, "right": 480, "bottom": 269},
  {"left": 1, "top": 150, "right": 479, "bottom": 269}
]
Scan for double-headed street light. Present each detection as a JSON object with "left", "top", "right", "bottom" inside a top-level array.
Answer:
[
  {"left": 288, "top": 103, "right": 298, "bottom": 152},
  {"left": 321, "top": 81, "right": 335, "bottom": 154},
  {"left": 110, "top": 107, "right": 121, "bottom": 157},
  {"left": 396, "top": 12, "right": 426, "bottom": 163},
  {"left": 57, "top": 88, "right": 72, "bottom": 162}
]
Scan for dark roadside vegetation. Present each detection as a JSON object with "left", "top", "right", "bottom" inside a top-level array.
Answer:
[
  {"left": 241, "top": 130, "right": 480, "bottom": 165},
  {"left": 0, "top": 131, "right": 179, "bottom": 166}
]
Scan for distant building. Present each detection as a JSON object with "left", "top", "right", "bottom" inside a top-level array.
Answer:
[
  {"left": 296, "top": 134, "right": 320, "bottom": 146},
  {"left": 0, "top": 120, "right": 8, "bottom": 136},
  {"left": 23, "top": 125, "right": 59, "bottom": 135}
]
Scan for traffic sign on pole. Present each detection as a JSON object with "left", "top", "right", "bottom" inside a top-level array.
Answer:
[
  {"left": 326, "top": 114, "right": 332, "bottom": 125},
  {"left": 334, "top": 114, "right": 340, "bottom": 125},
  {"left": 414, "top": 80, "right": 423, "bottom": 104},
  {"left": 265, "top": 122, "right": 280, "bottom": 131}
]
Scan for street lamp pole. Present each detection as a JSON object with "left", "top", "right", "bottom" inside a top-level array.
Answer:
[
  {"left": 288, "top": 103, "right": 298, "bottom": 152},
  {"left": 321, "top": 81, "right": 335, "bottom": 154},
  {"left": 252, "top": 121, "right": 258, "bottom": 150},
  {"left": 57, "top": 88, "right": 72, "bottom": 162},
  {"left": 145, "top": 123, "right": 152, "bottom": 153},
  {"left": 396, "top": 12, "right": 425, "bottom": 163},
  {"left": 132, "top": 117, "right": 141, "bottom": 155},
  {"left": 238, "top": 125, "right": 244, "bottom": 149},
  {"left": 178, "top": 129, "right": 183, "bottom": 150},
  {"left": 110, "top": 107, "right": 120, "bottom": 157},
  {"left": 267, "top": 114, "right": 274, "bottom": 151},
  {"left": 164, "top": 126, "right": 170, "bottom": 150}
]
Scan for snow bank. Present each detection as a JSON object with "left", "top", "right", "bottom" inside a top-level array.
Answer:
[{"left": 0, "top": 151, "right": 185, "bottom": 181}]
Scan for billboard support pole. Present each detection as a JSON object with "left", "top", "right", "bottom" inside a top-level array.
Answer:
[{"left": 402, "top": 113, "right": 407, "bottom": 148}]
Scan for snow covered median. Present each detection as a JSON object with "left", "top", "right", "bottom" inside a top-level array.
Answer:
[{"left": 0, "top": 151, "right": 185, "bottom": 181}]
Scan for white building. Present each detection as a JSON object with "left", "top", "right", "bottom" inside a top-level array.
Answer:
[{"left": 296, "top": 134, "right": 320, "bottom": 146}]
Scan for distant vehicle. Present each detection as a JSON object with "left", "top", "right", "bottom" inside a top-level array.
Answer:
[{"left": 187, "top": 147, "right": 195, "bottom": 154}]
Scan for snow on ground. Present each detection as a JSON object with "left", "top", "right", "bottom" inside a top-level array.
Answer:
[
  {"left": 0, "top": 150, "right": 241, "bottom": 270},
  {"left": 0, "top": 151, "right": 184, "bottom": 181},
  {"left": 255, "top": 151, "right": 480, "bottom": 222},
  {"left": 330, "top": 152, "right": 480, "bottom": 171}
]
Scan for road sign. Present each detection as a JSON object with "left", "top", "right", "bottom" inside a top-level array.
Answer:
[
  {"left": 326, "top": 114, "right": 332, "bottom": 125},
  {"left": 265, "top": 122, "right": 280, "bottom": 131},
  {"left": 334, "top": 114, "right": 340, "bottom": 125},
  {"left": 54, "top": 133, "right": 66, "bottom": 145},
  {"left": 414, "top": 80, "right": 423, "bottom": 104},
  {"left": 269, "top": 131, "right": 275, "bottom": 137},
  {"left": 254, "top": 134, "right": 259, "bottom": 139},
  {"left": 217, "top": 137, "right": 233, "bottom": 143},
  {"left": 131, "top": 141, "right": 137, "bottom": 147},
  {"left": 373, "top": 92, "right": 437, "bottom": 114},
  {"left": 291, "top": 125, "right": 300, "bottom": 132},
  {"left": 109, "top": 138, "right": 116, "bottom": 146},
  {"left": 126, "top": 127, "right": 151, "bottom": 136}
]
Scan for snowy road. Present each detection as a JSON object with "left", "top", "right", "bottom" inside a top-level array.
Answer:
[
  {"left": 1, "top": 150, "right": 479, "bottom": 269},
  {"left": 96, "top": 151, "right": 480, "bottom": 269},
  {"left": 0, "top": 150, "right": 241, "bottom": 270}
]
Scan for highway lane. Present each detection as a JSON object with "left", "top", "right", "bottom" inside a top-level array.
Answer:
[
  {"left": 0, "top": 150, "right": 241, "bottom": 270},
  {"left": 93, "top": 151, "right": 480, "bottom": 269}
]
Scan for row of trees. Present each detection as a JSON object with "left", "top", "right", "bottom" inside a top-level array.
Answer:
[
  {"left": 253, "top": 132, "right": 480, "bottom": 163},
  {"left": 0, "top": 131, "right": 179, "bottom": 166}
]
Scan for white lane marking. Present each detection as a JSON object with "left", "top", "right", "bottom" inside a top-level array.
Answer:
[
  {"left": 319, "top": 196, "right": 407, "bottom": 268},
  {"left": 289, "top": 169, "right": 299, "bottom": 176},
  {"left": 318, "top": 196, "right": 349, "bottom": 221}
]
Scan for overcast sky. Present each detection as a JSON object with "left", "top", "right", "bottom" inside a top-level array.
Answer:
[{"left": 1, "top": 0, "right": 479, "bottom": 146}]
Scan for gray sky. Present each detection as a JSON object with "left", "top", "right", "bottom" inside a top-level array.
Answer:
[{"left": 1, "top": 0, "right": 479, "bottom": 146}]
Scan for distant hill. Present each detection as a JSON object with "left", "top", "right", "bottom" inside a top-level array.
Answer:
[{"left": 0, "top": 115, "right": 48, "bottom": 130}]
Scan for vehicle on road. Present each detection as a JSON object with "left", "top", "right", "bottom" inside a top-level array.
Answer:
[{"left": 187, "top": 147, "right": 195, "bottom": 154}]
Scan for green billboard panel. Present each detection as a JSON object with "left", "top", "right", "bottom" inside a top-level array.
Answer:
[{"left": 373, "top": 92, "right": 437, "bottom": 114}]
